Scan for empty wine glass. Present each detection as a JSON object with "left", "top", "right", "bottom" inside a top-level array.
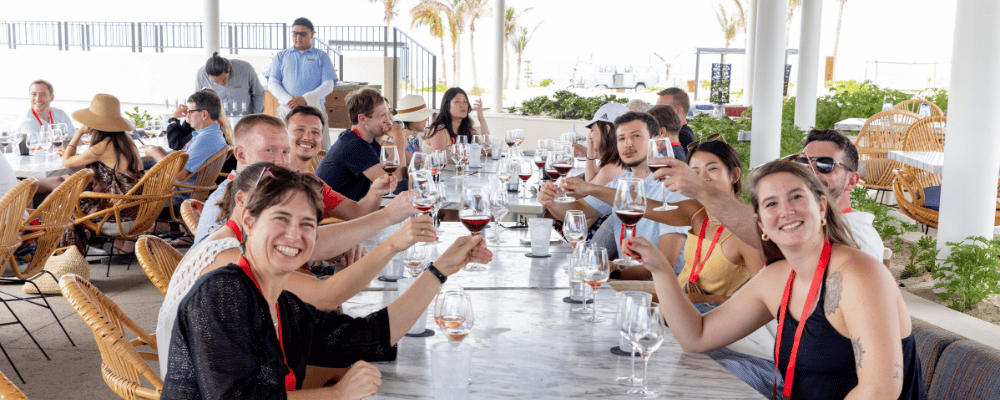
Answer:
[
  {"left": 460, "top": 186, "right": 490, "bottom": 271},
  {"left": 431, "top": 150, "right": 448, "bottom": 182},
  {"left": 409, "top": 151, "right": 430, "bottom": 174},
  {"left": 480, "top": 134, "right": 493, "bottom": 165},
  {"left": 488, "top": 189, "right": 509, "bottom": 243},
  {"left": 575, "top": 245, "right": 610, "bottom": 323},
  {"left": 402, "top": 244, "right": 429, "bottom": 277},
  {"left": 648, "top": 138, "right": 677, "bottom": 211},
  {"left": 612, "top": 178, "right": 646, "bottom": 268},
  {"left": 626, "top": 304, "right": 666, "bottom": 398},
  {"left": 409, "top": 170, "right": 437, "bottom": 216},
  {"left": 435, "top": 289, "right": 473, "bottom": 342},
  {"left": 10, "top": 129, "right": 24, "bottom": 153},
  {"left": 563, "top": 210, "right": 587, "bottom": 249},
  {"left": 381, "top": 146, "right": 400, "bottom": 175},
  {"left": 617, "top": 292, "right": 653, "bottom": 387},
  {"left": 450, "top": 143, "right": 468, "bottom": 174}
]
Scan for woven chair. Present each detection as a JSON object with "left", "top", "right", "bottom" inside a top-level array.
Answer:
[
  {"left": 178, "top": 199, "right": 203, "bottom": 233},
  {"left": 894, "top": 168, "right": 1000, "bottom": 231},
  {"left": 0, "top": 370, "right": 28, "bottom": 399},
  {"left": 855, "top": 110, "right": 921, "bottom": 203},
  {"left": 893, "top": 99, "right": 944, "bottom": 117},
  {"left": 0, "top": 179, "right": 38, "bottom": 384},
  {"left": 307, "top": 150, "right": 327, "bottom": 173},
  {"left": 136, "top": 235, "right": 182, "bottom": 296},
  {"left": 75, "top": 151, "right": 188, "bottom": 277},
  {"left": 172, "top": 146, "right": 232, "bottom": 204},
  {"left": 900, "top": 116, "right": 947, "bottom": 189},
  {"left": 60, "top": 274, "right": 162, "bottom": 399}
]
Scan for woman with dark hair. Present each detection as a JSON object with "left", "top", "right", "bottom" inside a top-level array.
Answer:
[
  {"left": 424, "top": 87, "right": 490, "bottom": 151},
  {"left": 582, "top": 102, "right": 629, "bottom": 186},
  {"left": 624, "top": 160, "right": 927, "bottom": 400},
  {"left": 194, "top": 52, "right": 265, "bottom": 114}
]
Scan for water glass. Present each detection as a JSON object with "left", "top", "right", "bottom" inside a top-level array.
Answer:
[
  {"left": 430, "top": 341, "right": 473, "bottom": 399},
  {"left": 528, "top": 218, "right": 553, "bottom": 256},
  {"left": 397, "top": 277, "right": 430, "bottom": 335},
  {"left": 616, "top": 291, "right": 653, "bottom": 387}
]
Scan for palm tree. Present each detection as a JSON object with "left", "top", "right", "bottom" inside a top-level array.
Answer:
[
  {"left": 732, "top": 0, "right": 747, "bottom": 41},
  {"left": 714, "top": 4, "right": 739, "bottom": 64},
  {"left": 411, "top": 1, "right": 448, "bottom": 86},
  {"left": 509, "top": 22, "right": 540, "bottom": 90},
  {"left": 785, "top": 0, "right": 802, "bottom": 48},
  {"left": 503, "top": 6, "right": 533, "bottom": 90},
  {"left": 369, "top": 0, "right": 400, "bottom": 33},
  {"left": 462, "top": 0, "right": 491, "bottom": 91},
  {"left": 832, "top": 0, "right": 847, "bottom": 80}
]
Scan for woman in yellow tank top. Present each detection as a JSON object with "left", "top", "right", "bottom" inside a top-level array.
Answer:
[{"left": 644, "top": 140, "right": 764, "bottom": 306}]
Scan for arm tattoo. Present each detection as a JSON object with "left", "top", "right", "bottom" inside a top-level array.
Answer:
[
  {"left": 824, "top": 272, "right": 843, "bottom": 315},
  {"left": 893, "top": 362, "right": 903, "bottom": 381},
  {"left": 852, "top": 337, "right": 865, "bottom": 367}
]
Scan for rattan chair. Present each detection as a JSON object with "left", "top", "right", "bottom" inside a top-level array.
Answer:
[
  {"left": 900, "top": 116, "right": 947, "bottom": 188},
  {"left": 75, "top": 151, "right": 188, "bottom": 276},
  {"left": 855, "top": 110, "right": 921, "bottom": 203},
  {"left": 60, "top": 274, "right": 162, "bottom": 399},
  {"left": 136, "top": 235, "right": 182, "bottom": 296},
  {"left": 0, "top": 179, "right": 38, "bottom": 384},
  {"left": 307, "top": 150, "right": 327, "bottom": 173},
  {"left": 172, "top": 146, "right": 232, "bottom": 204},
  {"left": 893, "top": 169, "right": 1000, "bottom": 231},
  {"left": 0, "top": 370, "right": 28, "bottom": 399},
  {"left": 893, "top": 99, "right": 944, "bottom": 117},
  {"left": 178, "top": 199, "right": 203, "bottom": 233}
]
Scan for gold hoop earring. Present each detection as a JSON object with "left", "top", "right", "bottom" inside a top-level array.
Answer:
[
  {"left": 821, "top": 219, "right": 827, "bottom": 227},
  {"left": 761, "top": 233, "right": 769, "bottom": 242}
]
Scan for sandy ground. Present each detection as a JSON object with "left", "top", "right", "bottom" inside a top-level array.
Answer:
[{"left": 889, "top": 243, "right": 1000, "bottom": 326}]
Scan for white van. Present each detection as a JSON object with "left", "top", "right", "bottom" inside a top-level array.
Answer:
[{"left": 581, "top": 65, "right": 659, "bottom": 90}]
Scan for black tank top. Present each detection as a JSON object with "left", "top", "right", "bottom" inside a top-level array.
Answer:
[{"left": 775, "top": 268, "right": 928, "bottom": 399}]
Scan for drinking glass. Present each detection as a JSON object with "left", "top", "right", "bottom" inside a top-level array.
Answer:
[
  {"left": 504, "top": 129, "right": 517, "bottom": 150},
  {"left": 552, "top": 143, "right": 576, "bottom": 203},
  {"left": 435, "top": 289, "right": 473, "bottom": 342},
  {"left": 25, "top": 133, "right": 39, "bottom": 155},
  {"left": 50, "top": 125, "right": 65, "bottom": 151},
  {"left": 882, "top": 100, "right": 893, "bottom": 112},
  {"left": 431, "top": 150, "right": 448, "bottom": 182},
  {"left": 495, "top": 157, "right": 514, "bottom": 186},
  {"left": 563, "top": 210, "right": 587, "bottom": 249},
  {"left": 240, "top": 101, "right": 249, "bottom": 117},
  {"left": 80, "top": 130, "right": 92, "bottom": 145},
  {"left": 918, "top": 103, "right": 931, "bottom": 118},
  {"left": 39, "top": 125, "right": 54, "bottom": 155},
  {"left": 626, "top": 304, "right": 666, "bottom": 398},
  {"left": 457, "top": 135, "right": 469, "bottom": 145},
  {"left": 569, "top": 248, "right": 594, "bottom": 314},
  {"left": 647, "top": 138, "right": 677, "bottom": 211},
  {"left": 533, "top": 147, "right": 549, "bottom": 180},
  {"left": 409, "top": 152, "right": 430, "bottom": 175},
  {"left": 517, "top": 160, "right": 533, "bottom": 198},
  {"left": 480, "top": 134, "right": 493, "bottom": 165},
  {"left": 0, "top": 131, "right": 11, "bottom": 154},
  {"left": 10, "top": 129, "right": 24, "bottom": 152},
  {"left": 432, "top": 181, "right": 447, "bottom": 235},
  {"left": 575, "top": 245, "right": 610, "bottom": 322},
  {"left": 402, "top": 244, "right": 429, "bottom": 277},
  {"left": 450, "top": 144, "right": 468, "bottom": 174},
  {"left": 409, "top": 170, "right": 437, "bottom": 216},
  {"left": 616, "top": 292, "right": 653, "bottom": 387},
  {"left": 612, "top": 178, "right": 646, "bottom": 268},
  {"left": 460, "top": 186, "right": 491, "bottom": 271},
  {"left": 381, "top": 146, "right": 400, "bottom": 175},
  {"left": 488, "top": 189, "right": 509, "bottom": 243}
]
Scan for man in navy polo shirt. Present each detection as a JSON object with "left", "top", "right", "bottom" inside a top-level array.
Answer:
[{"left": 316, "top": 87, "right": 405, "bottom": 201}]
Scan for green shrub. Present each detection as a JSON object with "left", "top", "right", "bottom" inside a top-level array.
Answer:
[
  {"left": 933, "top": 236, "right": 1000, "bottom": 311},
  {"left": 469, "top": 86, "right": 485, "bottom": 96},
  {"left": 417, "top": 83, "right": 450, "bottom": 93},
  {"left": 850, "top": 187, "right": 917, "bottom": 247},
  {"left": 903, "top": 236, "right": 939, "bottom": 279},
  {"left": 783, "top": 80, "right": 914, "bottom": 130},
  {"left": 124, "top": 106, "right": 152, "bottom": 129},
  {"left": 510, "top": 91, "right": 627, "bottom": 120},
  {"left": 539, "top": 78, "right": 553, "bottom": 87},
  {"left": 920, "top": 87, "right": 949, "bottom": 111}
]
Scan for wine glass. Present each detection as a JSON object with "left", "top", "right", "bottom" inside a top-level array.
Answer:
[
  {"left": 402, "top": 244, "right": 429, "bottom": 277},
  {"left": 432, "top": 181, "right": 447, "bottom": 235},
  {"left": 504, "top": 129, "right": 517, "bottom": 150},
  {"left": 575, "top": 245, "right": 610, "bottom": 322},
  {"left": 431, "top": 150, "right": 448, "bottom": 182},
  {"left": 459, "top": 186, "right": 490, "bottom": 271},
  {"left": 552, "top": 143, "right": 576, "bottom": 203},
  {"left": 487, "top": 189, "right": 509, "bottom": 243},
  {"left": 517, "top": 160, "right": 533, "bottom": 198},
  {"left": 612, "top": 178, "right": 646, "bottom": 268},
  {"left": 495, "top": 157, "right": 514, "bottom": 186},
  {"left": 0, "top": 131, "right": 10, "bottom": 154},
  {"left": 617, "top": 292, "right": 652, "bottom": 387},
  {"left": 381, "top": 146, "right": 400, "bottom": 175},
  {"left": 435, "top": 290, "right": 474, "bottom": 342},
  {"left": 25, "top": 133, "right": 39, "bottom": 156},
  {"left": 511, "top": 129, "right": 524, "bottom": 149},
  {"left": 648, "top": 138, "right": 677, "bottom": 211},
  {"left": 626, "top": 304, "right": 666, "bottom": 398},
  {"left": 409, "top": 152, "right": 430, "bottom": 174},
  {"left": 457, "top": 135, "right": 469, "bottom": 145},
  {"left": 50, "top": 126, "right": 65, "bottom": 151},
  {"left": 533, "top": 147, "right": 549, "bottom": 181},
  {"left": 409, "top": 170, "right": 437, "bottom": 216},
  {"left": 480, "top": 134, "right": 493, "bottom": 165},
  {"left": 10, "top": 129, "right": 24, "bottom": 153},
  {"left": 450, "top": 144, "right": 468, "bottom": 175},
  {"left": 563, "top": 210, "right": 587, "bottom": 249}
]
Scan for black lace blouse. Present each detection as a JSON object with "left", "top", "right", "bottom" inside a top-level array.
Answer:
[{"left": 161, "top": 265, "right": 396, "bottom": 399}]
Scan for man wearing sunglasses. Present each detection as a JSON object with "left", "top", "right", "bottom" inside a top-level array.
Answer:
[
  {"left": 652, "top": 129, "right": 885, "bottom": 262},
  {"left": 267, "top": 17, "right": 338, "bottom": 147}
]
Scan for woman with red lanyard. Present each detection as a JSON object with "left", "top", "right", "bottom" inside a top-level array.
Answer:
[
  {"left": 423, "top": 87, "right": 490, "bottom": 152},
  {"left": 624, "top": 160, "right": 926, "bottom": 399}
]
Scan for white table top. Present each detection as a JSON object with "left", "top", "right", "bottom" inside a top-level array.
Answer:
[
  {"left": 5, "top": 140, "right": 154, "bottom": 179},
  {"left": 888, "top": 151, "right": 944, "bottom": 174},
  {"left": 834, "top": 117, "right": 867, "bottom": 131},
  {"left": 344, "top": 288, "right": 764, "bottom": 399}
]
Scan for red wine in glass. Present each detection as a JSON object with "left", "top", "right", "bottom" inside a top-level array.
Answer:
[
  {"left": 553, "top": 163, "right": 574, "bottom": 176},
  {"left": 518, "top": 173, "right": 532, "bottom": 182},
  {"left": 382, "top": 164, "right": 399, "bottom": 174},
  {"left": 534, "top": 160, "right": 546, "bottom": 169},
  {"left": 460, "top": 215, "right": 490, "bottom": 234},
  {"left": 545, "top": 168, "right": 561, "bottom": 180},
  {"left": 648, "top": 164, "right": 667, "bottom": 173},
  {"left": 413, "top": 199, "right": 436, "bottom": 215},
  {"left": 51, "top": 139, "right": 63, "bottom": 148},
  {"left": 615, "top": 209, "right": 645, "bottom": 227}
]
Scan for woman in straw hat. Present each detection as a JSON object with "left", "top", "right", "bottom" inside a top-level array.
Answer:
[
  {"left": 391, "top": 94, "right": 436, "bottom": 160},
  {"left": 61, "top": 94, "right": 144, "bottom": 235}
]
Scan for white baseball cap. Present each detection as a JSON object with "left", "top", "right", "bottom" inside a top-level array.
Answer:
[{"left": 584, "top": 102, "right": 629, "bottom": 128}]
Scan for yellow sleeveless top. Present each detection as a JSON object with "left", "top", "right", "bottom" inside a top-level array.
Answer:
[{"left": 675, "top": 210, "right": 750, "bottom": 297}]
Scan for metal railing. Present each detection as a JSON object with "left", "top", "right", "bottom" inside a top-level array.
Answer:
[
  {"left": 137, "top": 22, "right": 201, "bottom": 52},
  {"left": 392, "top": 28, "right": 437, "bottom": 109},
  {"left": 311, "top": 38, "right": 345, "bottom": 82}
]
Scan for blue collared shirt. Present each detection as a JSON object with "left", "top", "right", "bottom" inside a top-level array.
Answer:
[
  {"left": 268, "top": 47, "right": 338, "bottom": 104},
  {"left": 584, "top": 170, "right": 690, "bottom": 255},
  {"left": 182, "top": 123, "right": 228, "bottom": 185}
]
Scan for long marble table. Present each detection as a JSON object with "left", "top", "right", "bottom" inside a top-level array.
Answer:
[
  {"left": 888, "top": 151, "right": 944, "bottom": 174},
  {"left": 5, "top": 142, "right": 153, "bottom": 179},
  {"left": 343, "top": 288, "right": 764, "bottom": 399}
]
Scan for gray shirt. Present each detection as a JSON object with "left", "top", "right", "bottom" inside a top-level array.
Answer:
[{"left": 194, "top": 59, "right": 265, "bottom": 114}]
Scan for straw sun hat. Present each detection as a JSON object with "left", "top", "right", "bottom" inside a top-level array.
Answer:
[
  {"left": 393, "top": 94, "right": 436, "bottom": 122},
  {"left": 72, "top": 93, "right": 134, "bottom": 132}
]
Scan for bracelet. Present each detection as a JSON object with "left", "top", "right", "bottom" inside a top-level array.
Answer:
[
  {"left": 67, "top": 144, "right": 77, "bottom": 148},
  {"left": 587, "top": 157, "right": 596, "bottom": 161},
  {"left": 426, "top": 263, "right": 447, "bottom": 284}
]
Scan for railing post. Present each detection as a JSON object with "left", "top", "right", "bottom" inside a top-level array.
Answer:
[
  {"left": 228, "top": 25, "right": 234, "bottom": 54},
  {"left": 432, "top": 54, "right": 437, "bottom": 109},
  {"left": 392, "top": 28, "right": 399, "bottom": 110},
  {"left": 158, "top": 24, "right": 164, "bottom": 52},
  {"left": 58, "top": 22, "right": 64, "bottom": 51},
  {"left": 135, "top": 22, "right": 140, "bottom": 52},
  {"left": 10, "top": 22, "right": 16, "bottom": 49},
  {"left": 339, "top": 54, "right": 344, "bottom": 82},
  {"left": 63, "top": 22, "right": 69, "bottom": 51},
  {"left": 282, "top": 23, "right": 287, "bottom": 49}
]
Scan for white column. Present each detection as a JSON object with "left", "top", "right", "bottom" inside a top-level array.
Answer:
[
  {"left": 493, "top": 0, "right": 505, "bottom": 112},
  {"left": 749, "top": 0, "right": 786, "bottom": 168},
  {"left": 793, "top": 0, "right": 822, "bottom": 130},
  {"left": 204, "top": 0, "right": 220, "bottom": 60},
  {"left": 744, "top": 0, "right": 757, "bottom": 107},
  {"left": 937, "top": 0, "right": 1000, "bottom": 259}
]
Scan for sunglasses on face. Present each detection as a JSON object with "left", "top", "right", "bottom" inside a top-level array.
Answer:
[
  {"left": 788, "top": 155, "right": 854, "bottom": 174},
  {"left": 292, "top": 31, "right": 310, "bottom": 37}
]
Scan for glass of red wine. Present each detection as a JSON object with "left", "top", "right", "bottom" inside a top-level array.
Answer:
[
  {"left": 647, "top": 138, "right": 677, "bottom": 211},
  {"left": 381, "top": 146, "right": 400, "bottom": 175},
  {"left": 408, "top": 170, "right": 437, "bottom": 216},
  {"left": 517, "top": 160, "right": 533, "bottom": 198},
  {"left": 612, "top": 178, "right": 646, "bottom": 268},
  {"left": 533, "top": 147, "right": 549, "bottom": 181},
  {"left": 459, "top": 186, "right": 491, "bottom": 271},
  {"left": 552, "top": 143, "right": 576, "bottom": 203}
]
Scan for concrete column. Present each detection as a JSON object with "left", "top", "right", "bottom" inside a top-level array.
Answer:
[
  {"left": 493, "top": 0, "right": 505, "bottom": 112},
  {"left": 749, "top": 0, "right": 786, "bottom": 168},
  {"left": 204, "top": 0, "right": 220, "bottom": 60},
  {"left": 744, "top": 0, "right": 757, "bottom": 107},
  {"left": 937, "top": 0, "right": 1000, "bottom": 260},
  {"left": 793, "top": 0, "right": 822, "bottom": 130}
]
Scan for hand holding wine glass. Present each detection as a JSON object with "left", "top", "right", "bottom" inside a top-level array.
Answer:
[
  {"left": 459, "top": 186, "right": 491, "bottom": 271},
  {"left": 647, "top": 138, "right": 677, "bottom": 211},
  {"left": 402, "top": 244, "right": 429, "bottom": 278},
  {"left": 381, "top": 146, "right": 400, "bottom": 175},
  {"left": 612, "top": 178, "right": 646, "bottom": 268}
]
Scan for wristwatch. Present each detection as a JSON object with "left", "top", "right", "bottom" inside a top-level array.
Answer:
[{"left": 426, "top": 263, "right": 447, "bottom": 284}]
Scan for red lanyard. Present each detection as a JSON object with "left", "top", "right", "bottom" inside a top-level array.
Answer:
[
  {"left": 689, "top": 216, "right": 726, "bottom": 284},
  {"left": 224, "top": 219, "right": 243, "bottom": 242},
  {"left": 841, "top": 207, "right": 852, "bottom": 214},
  {"left": 773, "top": 240, "right": 832, "bottom": 399},
  {"left": 670, "top": 142, "right": 681, "bottom": 146},
  {"left": 236, "top": 256, "right": 296, "bottom": 392},
  {"left": 353, "top": 128, "right": 363, "bottom": 140},
  {"left": 31, "top": 109, "right": 53, "bottom": 126}
]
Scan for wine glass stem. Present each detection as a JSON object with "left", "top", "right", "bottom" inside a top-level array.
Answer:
[
  {"left": 590, "top": 286, "right": 598, "bottom": 321},
  {"left": 642, "top": 354, "right": 651, "bottom": 394},
  {"left": 630, "top": 345, "right": 638, "bottom": 380},
  {"left": 623, "top": 226, "right": 634, "bottom": 264}
]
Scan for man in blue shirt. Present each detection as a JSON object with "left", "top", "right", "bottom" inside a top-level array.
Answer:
[
  {"left": 268, "top": 17, "right": 337, "bottom": 147},
  {"left": 316, "top": 87, "right": 404, "bottom": 202},
  {"left": 170, "top": 90, "right": 228, "bottom": 205}
]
